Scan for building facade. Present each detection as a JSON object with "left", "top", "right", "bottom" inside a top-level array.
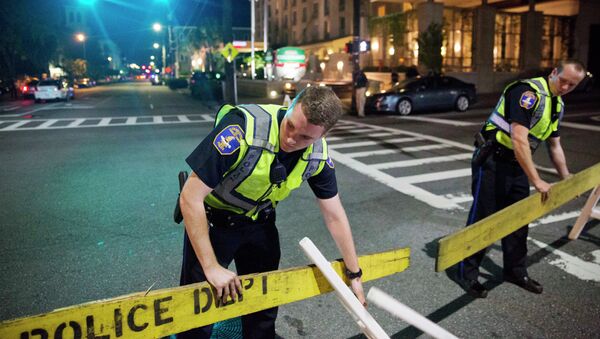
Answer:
[{"left": 257, "top": 0, "right": 600, "bottom": 92}]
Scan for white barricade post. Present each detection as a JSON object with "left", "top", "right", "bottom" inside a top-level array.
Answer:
[
  {"left": 569, "top": 185, "right": 600, "bottom": 240},
  {"left": 299, "top": 237, "right": 390, "bottom": 339},
  {"left": 367, "top": 287, "right": 459, "bottom": 339},
  {"left": 282, "top": 94, "right": 292, "bottom": 107}
]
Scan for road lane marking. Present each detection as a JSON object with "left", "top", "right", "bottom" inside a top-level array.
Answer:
[
  {"left": 343, "top": 149, "right": 398, "bottom": 158},
  {"left": 37, "top": 119, "right": 59, "bottom": 129},
  {"left": 327, "top": 132, "right": 399, "bottom": 142},
  {"left": 371, "top": 153, "right": 472, "bottom": 170},
  {"left": 399, "top": 168, "right": 471, "bottom": 184},
  {"left": 67, "top": 119, "right": 85, "bottom": 127},
  {"left": 395, "top": 116, "right": 479, "bottom": 126},
  {"left": 528, "top": 237, "right": 600, "bottom": 282},
  {"left": 200, "top": 114, "right": 214, "bottom": 121},
  {"left": 560, "top": 121, "right": 600, "bottom": 132},
  {"left": 0, "top": 114, "right": 214, "bottom": 131},
  {"left": 2, "top": 120, "right": 30, "bottom": 131},
  {"left": 329, "top": 148, "right": 463, "bottom": 209},
  {"left": 98, "top": 118, "right": 112, "bottom": 126},
  {"left": 3, "top": 105, "right": 20, "bottom": 111},
  {"left": 529, "top": 210, "right": 580, "bottom": 228},
  {"left": 328, "top": 137, "right": 421, "bottom": 149}
]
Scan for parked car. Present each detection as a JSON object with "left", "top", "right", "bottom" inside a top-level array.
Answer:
[
  {"left": 189, "top": 71, "right": 223, "bottom": 101},
  {"left": 21, "top": 79, "right": 39, "bottom": 99},
  {"left": 34, "top": 79, "right": 74, "bottom": 102},
  {"left": 75, "top": 78, "right": 95, "bottom": 88},
  {"left": 365, "top": 75, "right": 477, "bottom": 115},
  {"left": 150, "top": 74, "right": 162, "bottom": 86}
]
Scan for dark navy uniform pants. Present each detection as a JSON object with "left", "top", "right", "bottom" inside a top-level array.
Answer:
[
  {"left": 178, "top": 211, "right": 280, "bottom": 339},
  {"left": 459, "top": 150, "right": 530, "bottom": 281}
]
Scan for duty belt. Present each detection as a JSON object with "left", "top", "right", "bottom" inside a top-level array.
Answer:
[{"left": 205, "top": 205, "right": 274, "bottom": 227}]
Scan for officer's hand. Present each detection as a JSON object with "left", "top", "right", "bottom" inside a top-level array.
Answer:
[
  {"left": 205, "top": 265, "right": 243, "bottom": 304},
  {"left": 350, "top": 278, "right": 367, "bottom": 307},
  {"left": 534, "top": 179, "right": 552, "bottom": 203}
]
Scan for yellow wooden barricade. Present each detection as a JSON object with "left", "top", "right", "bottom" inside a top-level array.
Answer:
[
  {"left": 1, "top": 247, "right": 409, "bottom": 339},
  {"left": 436, "top": 162, "right": 600, "bottom": 272}
]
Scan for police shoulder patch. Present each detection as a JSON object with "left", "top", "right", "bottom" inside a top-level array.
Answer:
[
  {"left": 213, "top": 124, "right": 245, "bottom": 155},
  {"left": 519, "top": 91, "right": 537, "bottom": 110},
  {"left": 326, "top": 156, "right": 335, "bottom": 169}
]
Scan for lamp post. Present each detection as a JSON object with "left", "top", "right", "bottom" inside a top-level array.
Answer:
[
  {"left": 75, "top": 33, "right": 86, "bottom": 60},
  {"left": 153, "top": 22, "right": 167, "bottom": 76}
]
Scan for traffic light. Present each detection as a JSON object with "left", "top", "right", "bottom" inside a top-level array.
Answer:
[{"left": 344, "top": 42, "right": 353, "bottom": 54}]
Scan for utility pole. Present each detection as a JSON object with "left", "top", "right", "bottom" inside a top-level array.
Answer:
[
  {"left": 251, "top": 0, "right": 256, "bottom": 79},
  {"left": 223, "top": 0, "right": 237, "bottom": 104},
  {"left": 263, "top": 0, "right": 268, "bottom": 53},
  {"left": 351, "top": 0, "right": 360, "bottom": 114}
]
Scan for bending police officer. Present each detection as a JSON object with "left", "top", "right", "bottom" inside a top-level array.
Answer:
[
  {"left": 456, "top": 60, "right": 586, "bottom": 298},
  {"left": 177, "top": 86, "right": 366, "bottom": 338}
]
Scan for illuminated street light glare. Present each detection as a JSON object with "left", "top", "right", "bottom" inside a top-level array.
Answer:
[
  {"left": 153, "top": 43, "right": 160, "bottom": 49},
  {"left": 153, "top": 23, "right": 162, "bottom": 32},
  {"left": 107, "top": 56, "right": 112, "bottom": 62},
  {"left": 75, "top": 33, "right": 86, "bottom": 42},
  {"left": 150, "top": 55, "right": 155, "bottom": 60}
]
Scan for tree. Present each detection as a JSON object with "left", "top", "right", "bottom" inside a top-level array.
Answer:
[
  {"left": 64, "top": 59, "right": 87, "bottom": 79},
  {"left": 417, "top": 22, "right": 444, "bottom": 74},
  {"left": 0, "top": 2, "right": 63, "bottom": 78}
]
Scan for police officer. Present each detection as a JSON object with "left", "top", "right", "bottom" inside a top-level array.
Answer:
[
  {"left": 177, "top": 86, "right": 366, "bottom": 338},
  {"left": 456, "top": 60, "right": 586, "bottom": 298}
]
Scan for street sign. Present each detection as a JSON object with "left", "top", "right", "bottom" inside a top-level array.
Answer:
[{"left": 221, "top": 42, "right": 239, "bottom": 63}]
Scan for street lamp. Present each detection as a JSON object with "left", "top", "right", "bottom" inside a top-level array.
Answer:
[
  {"left": 75, "top": 33, "right": 86, "bottom": 60},
  {"left": 153, "top": 43, "right": 160, "bottom": 49},
  {"left": 152, "top": 22, "right": 168, "bottom": 77}
]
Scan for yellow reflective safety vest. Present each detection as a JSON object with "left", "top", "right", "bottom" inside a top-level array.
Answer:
[
  {"left": 204, "top": 104, "right": 329, "bottom": 219},
  {"left": 484, "top": 77, "right": 563, "bottom": 151}
]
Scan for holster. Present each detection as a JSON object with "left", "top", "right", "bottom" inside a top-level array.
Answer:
[
  {"left": 472, "top": 132, "right": 494, "bottom": 167},
  {"left": 173, "top": 171, "right": 189, "bottom": 224}
]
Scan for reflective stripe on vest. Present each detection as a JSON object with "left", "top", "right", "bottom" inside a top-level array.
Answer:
[
  {"left": 208, "top": 104, "right": 327, "bottom": 218},
  {"left": 485, "top": 77, "right": 560, "bottom": 151}
]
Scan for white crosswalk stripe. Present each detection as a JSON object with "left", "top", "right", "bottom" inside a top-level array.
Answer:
[{"left": 0, "top": 114, "right": 214, "bottom": 132}]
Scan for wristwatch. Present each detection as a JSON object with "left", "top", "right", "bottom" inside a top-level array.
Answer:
[{"left": 345, "top": 267, "right": 363, "bottom": 280}]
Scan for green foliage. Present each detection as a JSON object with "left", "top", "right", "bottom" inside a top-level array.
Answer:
[
  {"left": 64, "top": 59, "right": 87, "bottom": 78},
  {"left": 417, "top": 22, "right": 444, "bottom": 74},
  {"left": 368, "top": 13, "right": 407, "bottom": 50},
  {"left": 242, "top": 52, "right": 266, "bottom": 71}
]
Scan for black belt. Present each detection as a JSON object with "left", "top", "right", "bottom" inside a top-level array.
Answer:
[{"left": 205, "top": 205, "right": 274, "bottom": 227}]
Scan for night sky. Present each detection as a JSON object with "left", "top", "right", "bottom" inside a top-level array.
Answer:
[{"left": 84, "top": 0, "right": 250, "bottom": 64}]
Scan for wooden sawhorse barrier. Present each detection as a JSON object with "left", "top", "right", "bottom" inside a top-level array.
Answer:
[{"left": 569, "top": 185, "right": 600, "bottom": 240}]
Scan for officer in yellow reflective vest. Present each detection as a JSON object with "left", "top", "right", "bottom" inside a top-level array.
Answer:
[
  {"left": 177, "top": 86, "right": 365, "bottom": 338},
  {"left": 455, "top": 60, "right": 586, "bottom": 298}
]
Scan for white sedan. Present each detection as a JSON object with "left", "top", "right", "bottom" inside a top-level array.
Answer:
[{"left": 34, "top": 80, "right": 74, "bottom": 102}]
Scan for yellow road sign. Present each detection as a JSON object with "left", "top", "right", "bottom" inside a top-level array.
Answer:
[
  {"left": 221, "top": 42, "right": 239, "bottom": 63},
  {"left": 436, "top": 162, "right": 600, "bottom": 272},
  {"left": 1, "top": 247, "right": 410, "bottom": 339}
]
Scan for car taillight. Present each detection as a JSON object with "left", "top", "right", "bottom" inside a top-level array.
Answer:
[{"left": 22, "top": 86, "right": 28, "bottom": 92}]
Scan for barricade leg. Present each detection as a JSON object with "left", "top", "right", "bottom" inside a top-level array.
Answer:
[{"left": 568, "top": 185, "right": 600, "bottom": 240}]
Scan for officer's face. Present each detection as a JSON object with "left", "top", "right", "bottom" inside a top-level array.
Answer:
[
  {"left": 549, "top": 64, "right": 585, "bottom": 97},
  {"left": 280, "top": 103, "right": 325, "bottom": 152}
]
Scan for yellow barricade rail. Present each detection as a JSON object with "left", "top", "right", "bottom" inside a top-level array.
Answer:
[
  {"left": 1, "top": 248, "right": 410, "bottom": 339},
  {"left": 436, "top": 162, "right": 600, "bottom": 272}
]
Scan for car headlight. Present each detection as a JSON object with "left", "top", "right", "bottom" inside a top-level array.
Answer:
[{"left": 365, "top": 90, "right": 371, "bottom": 97}]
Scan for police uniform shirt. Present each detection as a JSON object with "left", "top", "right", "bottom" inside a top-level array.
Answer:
[
  {"left": 504, "top": 81, "right": 560, "bottom": 138},
  {"left": 186, "top": 108, "right": 338, "bottom": 200}
]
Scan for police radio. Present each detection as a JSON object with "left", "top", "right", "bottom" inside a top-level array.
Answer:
[{"left": 270, "top": 157, "right": 287, "bottom": 186}]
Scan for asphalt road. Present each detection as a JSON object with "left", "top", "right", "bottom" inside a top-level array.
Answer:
[{"left": 1, "top": 82, "right": 599, "bottom": 338}]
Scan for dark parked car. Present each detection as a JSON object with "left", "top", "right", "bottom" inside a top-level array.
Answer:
[
  {"left": 365, "top": 75, "right": 476, "bottom": 115},
  {"left": 21, "top": 79, "right": 39, "bottom": 99},
  {"left": 189, "top": 71, "right": 223, "bottom": 101}
]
